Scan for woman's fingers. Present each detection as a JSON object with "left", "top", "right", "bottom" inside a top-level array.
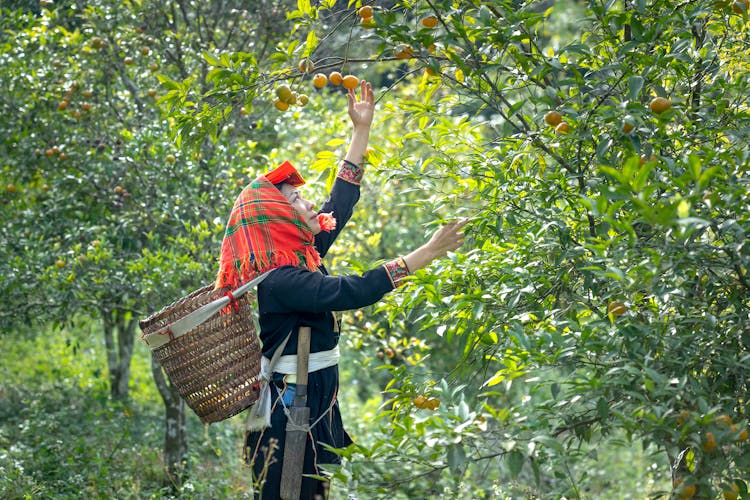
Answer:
[
  {"left": 430, "top": 218, "right": 470, "bottom": 255},
  {"left": 349, "top": 80, "right": 373, "bottom": 104}
]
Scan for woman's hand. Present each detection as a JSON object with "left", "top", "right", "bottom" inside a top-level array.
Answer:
[
  {"left": 402, "top": 218, "right": 470, "bottom": 273},
  {"left": 424, "top": 218, "right": 470, "bottom": 259},
  {"left": 347, "top": 80, "right": 375, "bottom": 129}
]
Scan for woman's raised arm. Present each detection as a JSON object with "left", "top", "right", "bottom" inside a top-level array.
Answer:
[{"left": 343, "top": 80, "right": 375, "bottom": 167}]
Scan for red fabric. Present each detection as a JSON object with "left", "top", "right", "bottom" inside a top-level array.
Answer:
[
  {"left": 215, "top": 174, "right": 321, "bottom": 290},
  {"left": 265, "top": 160, "right": 306, "bottom": 187}
]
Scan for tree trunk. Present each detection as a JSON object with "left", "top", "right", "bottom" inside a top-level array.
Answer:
[
  {"left": 151, "top": 352, "right": 189, "bottom": 489},
  {"left": 101, "top": 307, "right": 137, "bottom": 401}
]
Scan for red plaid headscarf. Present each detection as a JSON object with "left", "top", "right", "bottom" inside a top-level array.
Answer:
[{"left": 215, "top": 161, "right": 321, "bottom": 290}]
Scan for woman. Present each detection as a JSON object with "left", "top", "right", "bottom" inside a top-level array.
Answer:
[{"left": 215, "top": 80, "right": 467, "bottom": 499}]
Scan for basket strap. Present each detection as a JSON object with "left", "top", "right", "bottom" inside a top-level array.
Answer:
[
  {"left": 246, "top": 329, "right": 294, "bottom": 431},
  {"left": 142, "top": 271, "right": 272, "bottom": 349}
]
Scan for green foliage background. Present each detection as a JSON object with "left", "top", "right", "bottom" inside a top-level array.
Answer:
[{"left": 2, "top": 0, "right": 750, "bottom": 498}]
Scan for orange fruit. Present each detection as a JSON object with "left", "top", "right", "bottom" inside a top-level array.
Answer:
[
  {"left": 297, "top": 94, "right": 309, "bottom": 106},
  {"left": 55, "top": 260, "right": 65, "bottom": 268},
  {"left": 421, "top": 16, "right": 438, "bottom": 28},
  {"left": 674, "top": 478, "right": 697, "bottom": 499},
  {"left": 124, "top": 56, "right": 134, "bottom": 65},
  {"left": 716, "top": 414, "right": 733, "bottom": 427},
  {"left": 608, "top": 301, "right": 627, "bottom": 316},
  {"left": 6, "top": 184, "right": 17, "bottom": 194},
  {"left": 680, "top": 484, "right": 697, "bottom": 499},
  {"left": 58, "top": 152, "right": 67, "bottom": 161},
  {"left": 703, "top": 431, "right": 717, "bottom": 452},
  {"left": 360, "top": 16, "right": 374, "bottom": 28},
  {"left": 723, "top": 482, "right": 740, "bottom": 500},
  {"left": 554, "top": 121, "right": 569, "bottom": 134},
  {"left": 413, "top": 395, "right": 427, "bottom": 408},
  {"left": 732, "top": 0, "right": 749, "bottom": 13},
  {"left": 150, "top": 63, "right": 160, "bottom": 72},
  {"left": 649, "top": 96, "right": 671, "bottom": 114},
  {"left": 298, "top": 58, "right": 314, "bottom": 74},
  {"left": 140, "top": 46, "right": 150, "bottom": 56},
  {"left": 82, "top": 90, "right": 93, "bottom": 98},
  {"left": 358, "top": 5, "right": 373, "bottom": 18},
  {"left": 166, "top": 154, "right": 176, "bottom": 164},
  {"left": 240, "top": 107, "right": 248, "bottom": 116},
  {"left": 426, "top": 398, "right": 440, "bottom": 410},
  {"left": 342, "top": 75, "right": 359, "bottom": 90},
  {"left": 676, "top": 410, "right": 690, "bottom": 425},
  {"left": 312, "top": 73, "right": 328, "bottom": 88},
  {"left": 426, "top": 43, "right": 436, "bottom": 54},
  {"left": 639, "top": 154, "right": 657, "bottom": 166},
  {"left": 329, "top": 71, "right": 343, "bottom": 86},
  {"left": 621, "top": 116, "right": 635, "bottom": 133},
  {"left": 45, "top": 148, "right": 55, "bottom": 157},
  {"left": 544, "top": 110, "right": 562, "bottom": 126},
  {"left": 275, "top": 84, "right": 293, "bottom": 102},
  {"left": 274, "top": 99, "right": 289, "bottom": 111},
  {"left": 393, "top": 44, "right": 414, "bottom": 59},
  {"left": 737, "top": 427, "right": 748, "bottom": 441},
  {"left": 57, "top": 101, "right": 68, "bottom": 111},
  {"left": 385, "top": 347, "right": 395, "bottom": 358}
]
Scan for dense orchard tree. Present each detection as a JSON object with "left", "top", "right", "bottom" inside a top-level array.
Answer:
[{"left": 2, "top": 0, "right": 749, "bottom": 497}]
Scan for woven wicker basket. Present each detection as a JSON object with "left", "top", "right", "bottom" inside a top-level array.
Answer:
[{"left": 139, "top": 284, "right": 263, "bottom": 424}]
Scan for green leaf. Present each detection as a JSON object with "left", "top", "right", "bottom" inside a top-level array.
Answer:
[
  {"left": 697, "top": 166, "right": 721, "bottom": 190},
  {"left": 532, "top": 435, "right": 564, "bottom": 453},
  {"left": 303, "top": 30, "right": 318, "bottom": 57},
  {"left": 688, "top": 154, "right": 701, "bottom": 181},
  {"left": 507, "top": 450, "right": 524, "bottom": 478},
  {"left": 206, "top": 68, "right": 231, "bottom": 84},
  {"left": 202, "top": 51, "right": 223, "bottom": 67},
  {"left": 298, "top": 0, "right": 312, "bottom": 15},
  {"left": 156, "top": 75, "right": 182, "bottom": 91},
  {"left": 447, "top": 443, "right": 466, "bottom": 477},
  {"left": 627, "top": 75, "right": 644, "bottom": 101},
  {"left": 632, "top": 161, "right": 654, "bottom": 192},
  {"left": 597, "top": 398, "right": 609, "bottom": 420}
]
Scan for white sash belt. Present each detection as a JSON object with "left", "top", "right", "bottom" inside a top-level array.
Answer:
[{"left": 246, "top": 345, "right": 340, "bottom": 431}]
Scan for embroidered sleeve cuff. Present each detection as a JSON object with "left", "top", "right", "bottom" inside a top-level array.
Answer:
[
  {"left": 337, "top": 159, "right": 364, "bottom": 185},
  {"left": 384, "top": 257, "right": 410, "bottom": 288}
]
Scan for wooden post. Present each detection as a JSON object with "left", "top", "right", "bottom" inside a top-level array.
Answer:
[{"left": 279, "top": 326, "right": 311, "bottom": 500}]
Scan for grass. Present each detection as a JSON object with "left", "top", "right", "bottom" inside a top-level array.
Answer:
[{"left": 0, "top": 320, "right": 252, "bottom": 499}]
